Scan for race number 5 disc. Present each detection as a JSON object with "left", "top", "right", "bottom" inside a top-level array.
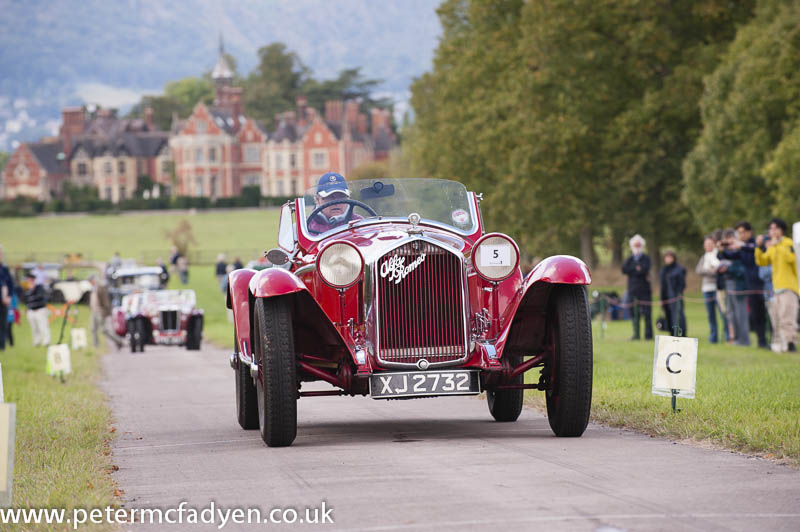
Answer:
[{"left": 480, "top": 244, "right": 511, "bottom": 267}]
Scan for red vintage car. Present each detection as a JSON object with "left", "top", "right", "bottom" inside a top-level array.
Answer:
[
  {"left": 227, "top": 177, "right": 592, "bottom": 447},
  {"left": 114, "top": 289, "right": 204, "bottom": 352}
]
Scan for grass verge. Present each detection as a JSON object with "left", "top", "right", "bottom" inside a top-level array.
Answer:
[
  {"left": 3, "top": 304, "right": 117, "bottom": 531},
  {"left": 526, "top": 288, "right": 800, "bottom": 466}
]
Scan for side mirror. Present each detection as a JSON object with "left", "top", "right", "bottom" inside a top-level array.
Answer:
[
  {"left": 266, "top": 248, "right": 289, "bottom": 266},
  {"left": 278, "top": 203, "right": 296, "bottom": 251}
]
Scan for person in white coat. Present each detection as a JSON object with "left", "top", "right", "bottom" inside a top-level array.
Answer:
[{"left": 696, "top": 235, "right": 728, "bottom": 343}]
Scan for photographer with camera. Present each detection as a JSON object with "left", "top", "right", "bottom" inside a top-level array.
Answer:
[
  {"left": 717, "top": 229, "right": 750, "bottom": 346},
  {"left": 755, "top": 218, "right": 798, "bottom": 353}
]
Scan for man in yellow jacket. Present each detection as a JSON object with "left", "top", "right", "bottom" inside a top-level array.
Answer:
[{"left": 755, "top": 218, "right": 798, "bottom": 353}]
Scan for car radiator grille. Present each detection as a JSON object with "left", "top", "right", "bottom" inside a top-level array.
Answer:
[
  {"left": 377, "top": 240, "right": 466, "bottom": 365},
  {"left": 161, "top": 311, "right": 178, "bottom": 331}
]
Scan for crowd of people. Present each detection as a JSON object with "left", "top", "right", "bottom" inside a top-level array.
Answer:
[{"left": 622, "top": 218, "right": 798, "bottom": 353}]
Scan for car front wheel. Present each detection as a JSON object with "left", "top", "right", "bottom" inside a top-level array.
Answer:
[
  {"left": 253, "top": 297, "right": 297, "bottom": 447},
  {"left": 546, "top": 285, "right": 593, "bottom": 437}
]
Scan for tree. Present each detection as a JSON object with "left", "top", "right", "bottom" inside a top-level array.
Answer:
[
  {"left": 244, "top": 43, "right": 309, "bottom": 129},
  {"left": 302, "top": 67, "right": 391, "bottom": 114},
  {"left": 684, "top": 0, "right": 800, "bottom": 231},
  {"left": 128, "top": 77, "right": 214, "bottom": 130}
]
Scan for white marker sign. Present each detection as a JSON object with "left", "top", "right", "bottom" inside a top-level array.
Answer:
[
  {"left": 46, "top": 344, "right": 73, "bottom": 376},
  {"left": 71, "top": 328, "right": 88, "bottom": 350},
  {"left": 0, "top": 403, "right": 15, "bottom": 507},
  {"left": 480, "top": 244, "right": 511, "bottom": 267},
  {"left": 652, "top": 336, "right": 697, "bottom": 398}
]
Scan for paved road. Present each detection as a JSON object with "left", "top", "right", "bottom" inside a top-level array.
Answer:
[{"left": 102, "top": 344, "right": 800, "bottom": 532}]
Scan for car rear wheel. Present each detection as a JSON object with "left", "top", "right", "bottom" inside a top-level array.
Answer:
[
  {"left": 546, "top": 285, "right": 592, "bottom": 437},
  {"left": 234, "top": 328, "right": 259, "bottom": 430},
  {"left": 254, "top": 297, "right": 297, "bottom": 447},
  {"left": 487, "top": 354, "right": 523, "bottom": 422}
]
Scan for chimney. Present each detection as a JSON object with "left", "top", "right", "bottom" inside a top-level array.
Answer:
[
  {"left": 144, "top": 106, "right": 154, "bottom": 130},
  {"left": 370, "top": 108, "right": 389, "bottom": 138},
  {"left": 296, "top": 95, "right": 308, "bottom": 127},
  {"left": 59, "top": 106, "right": 85, "bottom": 156},
  {"left": 357, "top": 114, "right": 368, "bottom": 136},
  {"left": 325, "top": 100, "right": 343, "bottom": 122},
  {"left": 345, "top": 100, "right": 359, "bottom": 126}
]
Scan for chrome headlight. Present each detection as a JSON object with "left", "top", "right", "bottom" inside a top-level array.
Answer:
[
  {"left": 472, "top": 233, "right": 519, "bottom": 281},
  {"left": 317, "top": 241, "right": 364, "bottom": 288}
]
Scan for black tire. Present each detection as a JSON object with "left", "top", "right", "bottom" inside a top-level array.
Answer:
[
  {"left": 234, "top": 328, "right": 259, "bottom": 430},
  {"left": 253, "top": 297, "right": 297, "bottom": 447},
  {"left": 546, "top": 285, "right": 593, "bottom": 437},
  {"left": 186, "top": 316, "right": 203, "bottom": 351},
  {"left": 487, "top": 354, "right": 523, "bottom": 422}
]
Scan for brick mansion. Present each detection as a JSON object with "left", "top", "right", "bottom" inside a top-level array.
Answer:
[{"left": 0, "top": 43, "right": 396, "bottom": 203}]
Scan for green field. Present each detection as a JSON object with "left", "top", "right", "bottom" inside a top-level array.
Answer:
[{"left": 0, "top": 209, "right": 281, "bottom": 265}]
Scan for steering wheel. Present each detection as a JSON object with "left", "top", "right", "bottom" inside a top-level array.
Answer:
[{"left": 306, "top": 199, "right": 378, "bottom": 235}]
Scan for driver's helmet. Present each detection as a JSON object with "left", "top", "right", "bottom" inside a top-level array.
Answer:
[{"left": 315, "top": 172, "right": 350, "bottom": 200}]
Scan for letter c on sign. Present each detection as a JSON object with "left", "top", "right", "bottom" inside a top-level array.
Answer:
[{"left": 666, "top": 352, "right": 682, "bottom": 374}]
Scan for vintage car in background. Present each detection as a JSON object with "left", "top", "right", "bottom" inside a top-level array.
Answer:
[
  {"left": 227, "top": 177, "right": 593, "bottom": 447},
  {"left": 114, "top": 289, "right": 203, "bottom": 352},
  {"left": 15, "top": 262, "right": 93, "bottom": 304},
  {"left": 108, "top": 266, "right": 167, "bottom": 306}
]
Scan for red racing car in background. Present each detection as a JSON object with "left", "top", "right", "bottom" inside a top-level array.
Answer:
[{"left": 227, "top": 176, "right": 592, "bottom": 447}]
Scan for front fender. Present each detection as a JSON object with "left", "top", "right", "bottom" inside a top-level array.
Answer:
[
  {"left": 496, "top": 255, "right": 591, "bottom": 357},
  {"left": 228, "top": 268, "right": 257, "bottom": 360},
  {"left": 248, "top": 267, "right": 306, "bottom": 298}
]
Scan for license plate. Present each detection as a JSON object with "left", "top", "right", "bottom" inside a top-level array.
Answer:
[{"left": 370, "top": 370, "right": 480, "bottom": 399}]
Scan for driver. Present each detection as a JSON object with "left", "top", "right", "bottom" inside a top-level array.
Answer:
[{"left": 308, "top": 172, "right": 362, "bottom": 233}]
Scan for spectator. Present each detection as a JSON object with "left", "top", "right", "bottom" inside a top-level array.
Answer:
[
  {"left": 759, "top": 264, "right": 775, "bottom": 345},
  {"left": 729, "top": 221, "right": 768, "bottom": 348},
  {"left": 0, "top": 244, "right": 14, "bottom": 350},
  {"left": 215, "top": 254, "right": 228, "bottom": 292},
  {"left": 696, "top": 235, "right": 728, "bottom": 343},
  {"left": 25, "top": 272, "right": 50, "bottom": 347},
  {"left": 755, "top": 217, "right": 798, "bottom": 353},
  {"left": 156, "top": 257, "right": 170, "bottom": 288},
  {"left": 177, "top": 255, "right": 189, "bottom": 285},
  {"left": 109, "top": 251, "right": 122, "bottom": 272},
  {"left": 88, "top": 275, "right": 123, "bottom": 349},
  {"left": 6, "top": 290, "right": 18, "bottom": 347},
  {"left": 621, "top": 234, "right": 653, "bottom": 340},
  {"left": 659, "top": 250, "right": 687, "bottom": 337},
  {"left": 169, "top": 246, "right": 180, "bottom": 273},
  {"left": 232, "top": 257, "right": 244, "bottom": 270},
  {"left": 718, "top": 229, "right": 750, "bottom": 346}
]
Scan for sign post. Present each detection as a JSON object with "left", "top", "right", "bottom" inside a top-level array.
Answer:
[
  {"left": 652, "top": 335, "right": 698, "bottom": 412},
  {"left": 0, "top": 404, "right": 15, "bottom": 507}
]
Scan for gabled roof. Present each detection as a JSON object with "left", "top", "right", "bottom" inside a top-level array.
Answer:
[
  {"left": 208, "top": 107, "right": 238, "bottom": 134},
  {"left": 28, "top": 141, "right": 68, "bottom": 175},
  {"left": 272, "top": 119, "right": 299, "bottom": 143},
  {"left": 69, "top": 131, "right": 169, "bottom": 160}
]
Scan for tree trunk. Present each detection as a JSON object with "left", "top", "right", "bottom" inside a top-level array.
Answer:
[
  {"left": 611, "top": 230, "right": 624, "bottom": 267},
  {"left": 579, "top": 226, "right": 595, "bottom": 270}
]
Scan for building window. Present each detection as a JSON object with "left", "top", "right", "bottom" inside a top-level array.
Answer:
[
  {"left": 245, "top": 146, "right": 259, "bottom": 163},
  {"left": 197, "top": 120, "right": 207, "bottom": 133},
  {"left": 275, "top": 153, "right": 283, "bottom": 170},
  {"left": 104, "top": 161, "right": 112, "bottom": 175},
  {"left": 290, "top": 153, "right": 297, "bottom": 169},
  {"left": 184, "top": 148, "right": 191, "bottom": 162},
  {"left": 161, "top": 160, "right": 170, "bottom": 173},
  {"left": 209, "top": 147, "right": 216, "bottom": 162},
  {"left": 195, "top": 148, "right": 203, "bottom": 163},
  {"left": 244, "top": 174, "right": 260, "bottom": 187},
  {"left": 77, "top": 162, "right": 87, "bottom": 176},
  {"left": 119, "top": 186, "right": 126, "bottom": 201},
  {"left": 195, "top": 176, "right": 203, "bottom": 197},
  {"left": 118, "top": 160, "right": 126, "bottom": 174},
  {"left": 314, "top": 132, "right": 322, "bottom": 144},
  {"left": 291, "top": 179, "right": 297, "bottom": 195},
  {"left": 312, "top": 151, "right": 327, "bottom": 169},
  {"left": 105, "top": 187, "right": 112, "bottom": 200},
  {"left": 210, "top": 175, "right": 217, "bottom": 198}
]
